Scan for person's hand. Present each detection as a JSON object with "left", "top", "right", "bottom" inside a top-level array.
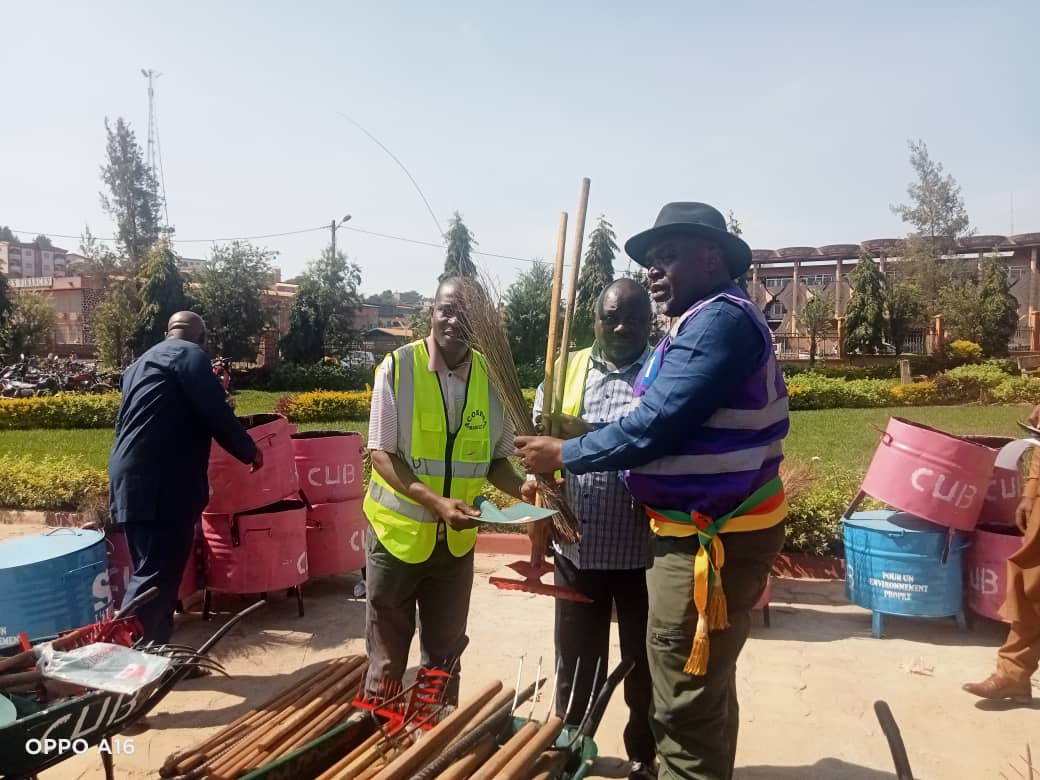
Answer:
[
  {"left": 435, "top": 498, "right": 481, "bottom": 531},
  {"left": 535, "top": 413, "right": 593, "bottom": 440},
  {"left": 250, "top": 449, "right": 264, "bottom": 473},
  {"left": 515, "top": 436, "right": 565, "bottom": 474},
  {"left": 1015, "top": 496, "right": 1033, "bottom": 534},
  {"left": 528, "top": 519, "right": 551, "bottom": 568},
  {"left": 520, "top": 478, "right": 539, "bottom": 505}
]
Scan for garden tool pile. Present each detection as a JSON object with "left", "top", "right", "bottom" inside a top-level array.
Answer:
[{"left": 160, "top": 656, "right": 368, "bottom": 779}]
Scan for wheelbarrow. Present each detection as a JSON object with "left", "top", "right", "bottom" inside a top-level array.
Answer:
[
  {"left": 408, "top": 657, "right": 635, "bottom": 780},
  {"left": 0, "top": 594, "right": 263, "bottom": 780},
  {"left": 242, "top": 657, "right": 632, "bottom": 780}
]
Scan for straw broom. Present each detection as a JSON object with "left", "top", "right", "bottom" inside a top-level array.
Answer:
[{"left": 456, "top": 276, "right": 581, "bottom": 543}]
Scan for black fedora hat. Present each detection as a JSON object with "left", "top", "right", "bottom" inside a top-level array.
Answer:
[{"left": 624, "top": 202, "right": 752, "bottom": 278}]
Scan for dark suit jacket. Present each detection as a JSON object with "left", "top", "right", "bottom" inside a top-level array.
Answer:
[{"left": 108, "top": 338, "right": 257, "bottom": 524}]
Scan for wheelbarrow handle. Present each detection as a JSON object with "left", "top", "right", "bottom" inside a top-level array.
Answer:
[
  {"left": 873, "top": 700, "right": 914, "bottom": 780},
  {"left": 580, "top": 657, "right": 636, "bottom": 740},
  {"left": 119, "top": 600, "right": 266, "bottom": 728},
  {"left": 115, "top": 586, "right": 160, "bottom": 620}
]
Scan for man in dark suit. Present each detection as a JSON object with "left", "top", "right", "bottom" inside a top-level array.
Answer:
[{"left": 110, "top": 311, "right": 262, "bottom": 643}]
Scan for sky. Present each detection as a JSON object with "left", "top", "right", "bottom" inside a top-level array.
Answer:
[{"left": 2, "top": 0, "right": 1038, "bottom": 294}]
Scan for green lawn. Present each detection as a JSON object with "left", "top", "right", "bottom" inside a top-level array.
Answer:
[
  {"left": 0, "top": 391, "right": 364, "bottom": 471},
  {"left": 784, "top": 405, "right": 1028, "bottom": 480},
  {"left": 0, "top": 398, "right": 1030, "bottom": 476}
]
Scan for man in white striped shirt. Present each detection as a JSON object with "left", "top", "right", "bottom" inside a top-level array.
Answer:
[{"left": 364, "top": 277, "right": 523, "bottom": 704}]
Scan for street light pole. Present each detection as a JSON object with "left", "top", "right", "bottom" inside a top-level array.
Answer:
[{"left": 330, "top": 214, "right": 352, "bottom": 258}]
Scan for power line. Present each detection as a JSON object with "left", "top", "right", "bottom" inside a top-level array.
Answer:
[
  {"left": 337, "top": 112, "right": 444, "bottom": 238},
  {"left": 8, "top": 225, "right": 329, "bottom": 244},
  {"left": 341, "top": 225, "right": 550, "bottom": 264},
  {"left": 10, "top": 223, "right": 549, "bottom": 264}
]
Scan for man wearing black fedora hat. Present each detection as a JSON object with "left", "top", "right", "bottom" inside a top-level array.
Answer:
[{"left": 517, "top": 202, "right": 790, "bottom": 779}]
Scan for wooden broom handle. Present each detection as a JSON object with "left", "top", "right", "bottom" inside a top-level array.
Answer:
[
  {"left": 542, "top": 211, "right": 568, "bottom": 439},
  {"left": 553, "top": 177, "right": 591, "bottom": 419}
]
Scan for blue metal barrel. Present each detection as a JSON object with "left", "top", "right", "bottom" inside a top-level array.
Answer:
[
  {"left": 0, "top": 528, "right": 111, "bottom": 648},
  {"left": 843, "top": 510, "right": 970, "bottom": 637}
]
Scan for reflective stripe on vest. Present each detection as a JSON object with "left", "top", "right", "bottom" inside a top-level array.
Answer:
[
  {"left": 629, "top": 292, "right": 787, "bottom": 484},
  {"left": 559, "top": 348, "right": 593, "bottom": 417},
  {"left": 633, "top": 440, "right": 785, "bottom": 476},
  {"left": 363, "top": 340, "right": 493, "bottom": 563}
]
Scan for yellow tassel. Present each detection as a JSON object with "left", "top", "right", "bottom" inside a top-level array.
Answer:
[
  {"left": 707, "top": 576, "right": 730, "bottom": 631},
  {"left": 684, "top": 612, "right": 710, "bottom": 675}
]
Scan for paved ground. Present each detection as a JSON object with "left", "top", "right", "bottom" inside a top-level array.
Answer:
[{"left": 2, "top": 522, "right": 1037, "bottom": 779}]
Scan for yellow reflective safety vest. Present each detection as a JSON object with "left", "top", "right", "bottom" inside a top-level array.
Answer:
[
  {"left": 557, "top": 348, "right": 593, "bottom": 417},
  {"left": 364, "top": 340, "right": 496, "bottom": 563},
  {"left": 548, "top": 348, "right": 593, "bottom": 480}
]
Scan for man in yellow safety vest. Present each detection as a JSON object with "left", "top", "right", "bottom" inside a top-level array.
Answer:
[{"left": 363, "top": 277, "right": 525, "bottom": 704}]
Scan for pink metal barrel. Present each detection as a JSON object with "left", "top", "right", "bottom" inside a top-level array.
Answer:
[
  {"left": 962, "top": 435, "right": 1020, "bottom": 526},
  {"left": 965, "top": 523, "right": 1024, "bottom": 621},
  {"left": 106, "top": 526, "right": 201, "bottom": 609},
  {"left": 291, "top": 431, "right": 365, "bottom": 505},
  {"left": 202, "top": 499, "right": 308, "bottom": 593},
  {"left": 861, "top": 417, "right": 997, "bottom": 532},
  {"left": 305, "top": 499, "right": 367, "bottom": 578},
  {"left": 206, "top": 413, "right": 300, "bottom": 515}
]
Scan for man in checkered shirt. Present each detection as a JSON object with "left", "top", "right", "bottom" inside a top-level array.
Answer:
[{"left": 527, "top": 278, "right": 656, "bottom": 779}]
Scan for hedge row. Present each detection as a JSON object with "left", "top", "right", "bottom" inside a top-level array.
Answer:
[
  {"left": 786, "top": 367, "right": 1040, "bottom": 411},
  {"left": 274, "top": 389, "right": 540, "bottom": 424},
  {"left": 782, "top": 356, "right": 1019, "bottom": 382},
  {"left": 0, "top": 394, "right": 120, "bottom": 430},
  {"left": 263, "top": 363, "right": 372, "bottom": 392},
  {"left": 0, "top": 454, "right": 108, "bottom": 511},
  {"left": 275, "top": 391, "right": 372, "bottom": 422}
]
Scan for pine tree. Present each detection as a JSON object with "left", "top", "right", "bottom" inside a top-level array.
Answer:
[
  {"left": 504, "top": 261, "right": 554, "bottom": 365},
  {"left": 890, "top": 139, "right": 972, "bottom": 246},
  {"left": 99, "top": 117, "right": 163, "bottom": 271},
  {"left": 843, "top": 255, "right": 886, "bottom": 355},
  {"left": 441, "top": 212, "right": 478, "bottom": 281},
  {"left": 572, "top": 215, "right": 618, "bottom": 347},
  {"left": 137, "top": 240, "right": 190, "bottom": 351}
]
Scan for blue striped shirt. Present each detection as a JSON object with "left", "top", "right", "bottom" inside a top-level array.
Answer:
[{"left": 534, "top": 346, "right": 651, "bottom": 570}]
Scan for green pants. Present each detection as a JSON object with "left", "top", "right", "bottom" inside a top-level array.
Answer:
[{"left": 646, "top": 523, "right": 785, "bottom": 780}]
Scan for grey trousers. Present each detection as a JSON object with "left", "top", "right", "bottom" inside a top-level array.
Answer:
[{"left": 364, "top": 530, "right": 474, "bottom": 704}]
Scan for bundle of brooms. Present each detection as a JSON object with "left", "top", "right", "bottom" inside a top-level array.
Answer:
[
  {"left": 456, "top": 277, "right": 581, "bottom": 544},
  {"left": 330, "top": 677, "right": 551, "bottom": 780},
  {"left": 456, "top": 178, "right": 593, "bottom": 546},
  {"left": 160, "top": 656, "right": 367, "bottom": 779}
]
